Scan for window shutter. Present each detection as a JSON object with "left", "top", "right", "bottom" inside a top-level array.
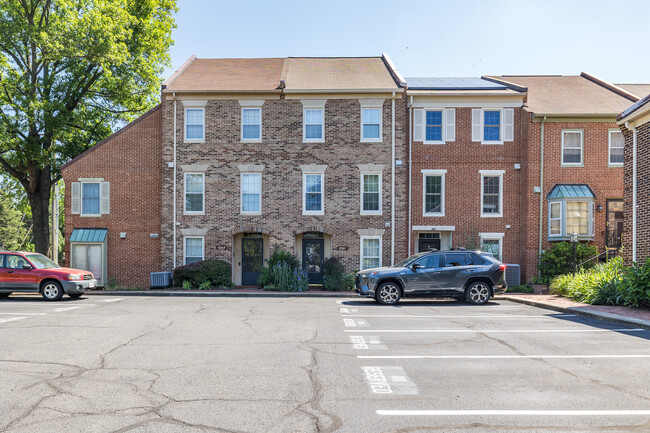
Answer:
[
  {"left": 445, "top": 108, "right": 456, "bottom": 142},
  {"left": 590, "top": 201, "right": 595, "bottom": 236},
  {"left": 71, "top": 182, "right": 81, "bottom": 215},
  {"left": 413, "top": 109, "right": 424, "bottom": 142},
  {"left": 504, "top": 108, "right": 514, "bottom": 142},
  {"left": 471, "top": 109, "right": 482, "bottom": 142},
  {"left": 100, "top": 182, "right": 110, "bottom": 215}
]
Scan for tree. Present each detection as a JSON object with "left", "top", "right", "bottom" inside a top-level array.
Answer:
[
  {"left": 0, "top": 0, "right": 176, "bottom": 254},
  {"left": 0, "top": 180, "right": 29, "bottom": 251}
]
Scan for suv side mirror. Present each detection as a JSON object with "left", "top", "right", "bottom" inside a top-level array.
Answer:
[
  {"left": 410, "top": 263, "right": 422, "bottom": 271},
  {"left": 22, "top": 264, "right": 33, "bottom": 270}
]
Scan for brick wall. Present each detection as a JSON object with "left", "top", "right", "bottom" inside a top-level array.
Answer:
[
  {"left": 62, "top": 106, "right": 163, "bottom": 287},
  {"left": 160, "top": 95, "right": 408, "bottom": 283}
]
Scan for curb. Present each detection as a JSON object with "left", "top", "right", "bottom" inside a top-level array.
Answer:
[
  {"left": 498, "top": 295, "right": 650, "bottom": 331},
  {"left": 84, "top": 290, "right": 360, "bottom": 298}
]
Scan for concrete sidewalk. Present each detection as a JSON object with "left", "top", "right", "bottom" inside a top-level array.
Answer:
[{"left": 84, "top": 289, "right": 650, "bottom": 331}]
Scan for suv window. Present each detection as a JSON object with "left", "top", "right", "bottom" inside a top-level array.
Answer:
[
  {"left": 0, "top": 254, "right": 5, "bottom": 268},
  {"left": 444, "top": 253, "right": 472, "bottom": 267},
  {"left": 6, "top": 255, "right": 27, "bottom": 269},
  {"left": 415, "top": 254, "right": 440, "bottom": 268}
]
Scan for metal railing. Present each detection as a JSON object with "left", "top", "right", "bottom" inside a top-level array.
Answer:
[{"left": 605, "top": 228, "right": 622, "bottom": 249}]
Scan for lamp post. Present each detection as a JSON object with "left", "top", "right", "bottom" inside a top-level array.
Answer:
[{"left": 570, "top": 232, "right": 578, "bottom": 275}]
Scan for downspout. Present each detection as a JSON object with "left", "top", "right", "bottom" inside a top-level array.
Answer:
[
  {"left": 538, "top": 116, "right": 546, "bottom": 276},
  {"left": 173, "top": 93, "right": 177, "bottom": 269},
  {"left": 626, "top": 122, "right": 638, "bottom": 262},
  {"left": 408, "top": 95, "right": 413, "bottom": 257},
  {"left": 391, "top": 91, "right": 396, "bottom": 266}
]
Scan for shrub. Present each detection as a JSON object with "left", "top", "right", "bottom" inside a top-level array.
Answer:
[
  {"left": 269, "top": 262, "right": 308, "bottom": 292},
  {"left": 323, "top": 257, "right": 351, "bottom": 291},
  {"left": 618, "top": 257, "right": 650, "bottom": 308},
  {"left": 506, "top": 284, "right": 533, "bottom": 294},
  {"left": 173, "top": 259, "right": 233, "bottom": 288},
  {"left": 258, "top": 247, "right": 300, "bottom": 288},
  {"left": 538, "top": 242, "right": 598, "bottom": 282},
  {"left": 549, "top": 257, "right": 623, "bottom": 304}
]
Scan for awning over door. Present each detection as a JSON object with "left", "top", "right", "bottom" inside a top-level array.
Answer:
[
  {"left": 546, "top": 184, "right": 595, "bottom": 200},
  {"left": 70, "top": 228, "right": 107, "bottom": 242}
]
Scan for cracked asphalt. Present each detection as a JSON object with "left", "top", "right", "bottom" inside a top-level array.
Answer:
[{"left": 1, "top": 295, "right": 650, "bottom": 432}]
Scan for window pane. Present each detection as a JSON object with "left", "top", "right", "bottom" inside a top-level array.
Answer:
[
  {"left": 186, "top": 109, "right": 203, "bottom": 124},
  {"left": 425, "top": 175, "right": 442, "bottom": 214},
  {"left": 483, "top": 111, "right": 500, "bottom": 141},
  {"left": 185, "top": 238, "right": 203, "bottom": 264},
  {"left": 243, "top": 124, "right": 260, "bottom": 139},
  {"left": 550, "top": 202, "right": 561, "bottom": 219},
  {"left": 425, "top": 126, "right": 442, "bottom": 141},
  {"left": 426, "top": 176, "right": 441, "bottom": 194},
  {"left": 305, "top": 109, "right": 322, "bottom": 124},
  {"left": 363, "top": 108, "right": 380, "bottom": 124},
  {"left": 185, "top": 193, "right": 203, "bottom": 212},
  {"left": 186, "top": 109, "right": 204, "bottom": 140},
  {"left": 82, "top": 183, "right": 100, "bottom": 215},
  {"left": 363, "top": 175, "right": 379, "bottom": 193},
  {"left": 242, "top": 194, "right": 260, "bottom": 212},
  {"left": 482, "top": 176, "right": 500, "bottom": 214},
  {"left": 186, "top": 125, "right": 203, "bottom": 140},
  {"left": 363, "top": 124, "right": 380, "bottom": 139},
  {"left": 566, "top": 202, "right": 589, "bottom": 235},
  {"left": 484, "top": 111, "right": 500, "bottom": 126},
  {"left": 306, "top": 175, "right": 321, "bottom": 193},
  {"left": 362, "top": 238, "right": 380, "bottom": 270},
  {"left": 550, "top": 219, "right": 561, "bottom": 235},
  {"left": 362, "top": 174, "right": 380, "bottom": 211},
  {"left": 306, "top": 193, "right": 322, "bottom": 211},
  {"left": 186, "top": 174, "right": 203, "bottom": 193},
  {"left": 242, "top": 174, "right": 260, "bottom": 194},
  {"left": 305, "top": 124, "right": 322, "bottom": 139},
  {"left": 563, "top": 148, "right": 582, "bottom": 163},
  {"left": 243, "top": 109, "right": 260, "bottom": 125},
  {"left": 426, "top": 111, "right": 442, "bottom": 126},
  {"left": 564, "top": 132, "right": 582, "bottom": 148},
  {"left": 482, "top": 239, "right": 500, "bottom": 260},
  {"left": 416, "top": 254, "right": 440, "bottom": 268},
  {"left": 484, "top": 126, "right": 500, "bottom": 141},
  {"left": 610, "top": 148, "right": 624, "bottom": 164}
]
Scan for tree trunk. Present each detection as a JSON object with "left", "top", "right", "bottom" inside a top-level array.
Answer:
[{"left": 25, "top": 165, "right": 52, "bottom": 255}]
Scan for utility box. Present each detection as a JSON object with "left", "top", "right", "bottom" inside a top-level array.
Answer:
[
  {"left": 505, "top": 264, "right": 520, "bottom": 286},
  {"left": 150, "top": 272, "right": 172, "bottom": 288}
]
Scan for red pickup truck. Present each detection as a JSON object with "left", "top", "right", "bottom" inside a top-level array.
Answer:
[{"left": 0, "top": 252, "right": 97, "bottom": 301}]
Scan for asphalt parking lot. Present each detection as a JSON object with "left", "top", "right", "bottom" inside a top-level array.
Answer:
[{"left": 1, "top": 295, "right": 649, "bottom": 432}]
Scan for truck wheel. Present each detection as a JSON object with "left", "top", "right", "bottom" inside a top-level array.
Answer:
[
  {"left": 41, "top": 281, "right": 64, "bottom": 301},
  {"left": 375, "top": 282, "right": 401, "bottom": 305},
  {"left": 465, "top": 281, "right": 491, "bottom": 305}
]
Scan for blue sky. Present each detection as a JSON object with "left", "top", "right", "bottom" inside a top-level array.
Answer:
[{"left": 165, "top": 0, "right": 648, "bottom": 84}]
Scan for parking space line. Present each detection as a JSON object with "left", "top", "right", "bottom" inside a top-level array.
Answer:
[
  {"left": 377, "top": 410, "right": 650, "bottom": 416},
  {"left": 359, "top": 354, "right": 650, "bottom": 360},
  {"left": 0, "top": 312, "right": 47, "bottom": 316},
  {"left": 53, "top": 306, "right": 83, "bottom": 312},
  {"left": 0, "top": 317, "right": 28, "bottom": 324},
  {"left": 340, "top": 314, "right": 576, "bottom": 319},
  {"left": 345, "top": 328, "right": 646, "bottom": 334},
  {"left": 99, "top": 298, "right": 124, "bottom": 303}
]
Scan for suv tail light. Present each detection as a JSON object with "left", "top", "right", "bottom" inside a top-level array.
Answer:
[{"left": 499, "top": 264, "right": 506, "bottom": 271}]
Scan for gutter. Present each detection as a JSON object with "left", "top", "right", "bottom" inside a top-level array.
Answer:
[
  {"left": 626, "top": 122, "right": 638, "bottom": 262},
  {"left": 391, "top": 91, "right": 396, "bottom": 266},
  {"left": 538, "top": 116, "right": 546, "bottom": 276},
  {"left": 408, "top": 95, "right": 413, "bottom": 257},
  {"left": 173, "top": 93, "right": 177, "bottom": 269}
]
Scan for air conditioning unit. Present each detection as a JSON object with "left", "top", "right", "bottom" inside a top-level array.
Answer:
[
  {"left": 505, "top": 264, "right": 520, "bottom": 286},
  {"left": 150, "top": 272, "right": 172, "bottom": 289}
]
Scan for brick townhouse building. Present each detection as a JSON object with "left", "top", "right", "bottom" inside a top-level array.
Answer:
[
  {"left": 63, "top": 55, "right": 408, "bottom": 287},
  {"left": 618, "top": 93, "right": 650, "bottom": 264}
]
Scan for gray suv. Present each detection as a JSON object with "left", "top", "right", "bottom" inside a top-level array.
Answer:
[{"left": 355, "top": 250, "right": 507, "bottom": 305}]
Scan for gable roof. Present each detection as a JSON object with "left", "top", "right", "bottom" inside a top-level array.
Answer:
[
  {"left": 487, "top": 73, "right": 639, "bottom": 116},
  {"left": 618, "top": 93, "right": 650, "bottom": 123},
  {"left": 163, "top": 56, "right": 403, "bottom": 93},
  {"left": 616, "top": 84, "right": 650, "bottom": 99}
]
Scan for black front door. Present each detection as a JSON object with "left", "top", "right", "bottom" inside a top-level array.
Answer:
[
  {"left": 419, "top": 238, "right": 441, "bottom": 252},
  {"left": 303, "top": 239, "right": 324, "bottom": 284},
  {"left": 242, "top": 238, "right": 263, "bottom": 286}
]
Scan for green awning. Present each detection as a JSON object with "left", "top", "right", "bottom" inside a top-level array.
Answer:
[
  {"left": 546, "top": 184, "right": 595, "bottom": 200},
  {"left": 70, "top": 228, "right": 107, "bottom": 242}
]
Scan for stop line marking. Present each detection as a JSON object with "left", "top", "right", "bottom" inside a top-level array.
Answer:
[{"left": 377, "top": 410, "right": 650, "bottom": 416}]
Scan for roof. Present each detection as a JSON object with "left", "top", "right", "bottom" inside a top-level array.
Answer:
[
  {"left": 618, "top": 93, "right": 650, "bottom": 123},
  {"left": 487, "top": 74, "right": 638, "bottom": 116},
  {"left": 616, "top": 84, "right": 650, "bottom": 99},
  {"left": 405, "top": 77, "right": 509, "bottom": 90},
  {"left": 546, "top": 184, "right": 596, "bottom": 200},
  {"left": 70, "top": 228, "right": 108, "bottom": 243},
  {"left": 163, "top": 56, "right": 402, "bottom": 93}
]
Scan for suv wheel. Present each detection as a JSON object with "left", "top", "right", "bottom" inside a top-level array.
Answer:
[
  {"left": 41, "top": 281, "right": 64, "bottom": 301},
  {"left": 376, "top": 282, "right": 401, "bottom": 305},
  {"left": 465, "top": 281, "right": 491, "bottom": 305}
]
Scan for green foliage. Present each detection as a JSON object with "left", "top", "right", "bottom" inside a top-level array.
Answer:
[
  {"left": 617, "top": 258, "right": 650, "bottom": 308},
  {"left": 173, "top": 260, "right": 233, "bottom": 288},
  {"left": 0, "top": 0, "right": 177, "bottom": 253},
  {"left": 198, "top": 281, "right": 211, "bottom": 290},
  {"left": 549, "top": 257, "right": 627, "bottom": 305},
  {"left": 0, "top": 189, "right": 29, "bottom": 251},
  {"left": 538, "top": 242, "right": 598, "bottom": 282},
  {"left": 506, "top": 285, "right": 534, "bottom": 294},
  {"left": 323, "top": 257, "right": 353, "bottom": 291},
  {"left": 268, "top": 262, "right": 308, "bottom": 292},
  {"left": 257, "top": 247, "right": 300, "bottom": 288},
  {"left": 181, "top": 280, "right": 191, "bottom": 290}
]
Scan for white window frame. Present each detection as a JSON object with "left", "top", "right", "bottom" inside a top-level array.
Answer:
[
  {"left": 183, "top": 101, "right": 206, "bottom": 143},
  {"left": 80, "top": 181, "right": 101, "bottom": 217},
  {"left": 424, "top": 109, "right": 445, "bottom": 145},
  {"left": 421, "top": 169, "right": 446, "bottom": 217},
  {"left": 480, "top": 170, "right": 504, "bottom": 218},
  {"left": 608, "top": 129, "right": 624, "bottom": 167},
  {"left": 548, "top": 201, "right": 562, "bottom": 238},
  {"left": 241, "top": 107, "right": 262, "bottom": 142},
  {"left": 303, "top": 172, "right": 324, "bottom": 215},
  {"left": 183, "top": 236, "right": 204, "bottom": 265},
  {"left": 184, "top": 172, "right": 205, "bottom": 215},
  {"left": 479, "top": 232, "right": 504, "bottom": 260},
  {"left": 547, "top": 198, "right": 594, "bottom": 240},
  {"left": 360, "top": 171, "right": 382, "bottom": 215},
  {"left": 240, "top": 172, "right": 262, "bottom": 215},
  {"left": 303, "top": 107, "right": 325, "bottom": 143},
  {"left": 561, "top": 130, "right": 584, "bottom": 167},
  {"left": 482, "top": 109, "right": 503, "bottom": 145},
  {"left": 360, "top": 236, "right": 382, "bottom": 270},
  {"left": 360, "top": 106, "right": 383, "bottom": 143}
]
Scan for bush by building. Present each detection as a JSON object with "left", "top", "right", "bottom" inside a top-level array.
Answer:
[
  {"left": 537, "top": 242, "right": 598, "bottom": 283},
  {"left": 173, "top": 259, "right": 233, "bottom": 289},
  {"left": 323, "top": 257, "right": 355, "bottom": 291}
]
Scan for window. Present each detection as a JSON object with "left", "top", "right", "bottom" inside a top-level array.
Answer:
[
  {"left": 242, "top": 108, "right": 261, "bottom": 141},
  {"left": 361, "top": 173, "right": 381, "bottom": 215},
  {"left": 184, "top": 173, "right": 204, "bottom": 214},
  {"left": 360, "top": 236, "right": 381, "bottom": 270},
  {"left": 185, "top": 108, "right": 204, "bottom": 141},
  {"left": 241, "top": 173, "right": 261, "bottom": 214},
  {"left": 304, "top": 109, "right": 324, "bottom": 141},
  {"left": 562, "top": 130, "right": 583, "bottom": 166},
  {"left": 548, "top": 200, "right": 594, "bottom": 239},
  {"left": 82, "top": 183, "right": 100, "bottom": 216},
  {"left": 425, "top": 111, "right": 443, "bottom": 142},
  {"left": 483, "top": 110, "right": 501, "bottom": 142},
  {"left": 549, "top": 202, "right": 562, "bottom": 236},
  {"left": 361, "top": 108, "right": 381, "bottom": 141},
  {"left": 480, "top": 170, "right": 504, "bottom": 217},
  {"left": 609, "top": 130, "right": 624, "bottom": 166},
  {"left": 566, "top": 201, "right": 589, "bottom": 236},
  {"left": 303, "top": 173, "right": 324, "bottom": 214},
  {"left": 479, "top": 233, "right": 504, "bottom": 261},
  {"left": 444, "top": 253, "right": 471, "bottom": 267},
  {"left": 422, "top": 170, "right": 446, "bottom": 216},
  {"left": 414, "top": 254, "right": 440, "bottom": 268},
  {"left": 184, "top": 237, "right": 204, "bottom": 265}
]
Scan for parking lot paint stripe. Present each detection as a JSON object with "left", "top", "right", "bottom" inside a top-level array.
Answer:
[
  {"left": 377, "top": 410, "right": 650, "bottom": 416},
  {"left": 359, "top": 355, "right": 650, "bottom": 360},
  {"left": 0, "top": 313, "right": 46, "bottom": 316},
  {"left": 341, "top": 314, "right": 576, "bottom": 319},
  {"left": 345, "top": 328, "right": 646, "bottom": 334},
  {"left": 0, "top": 317, "right": 27, "bottom": 324},
  {"left": 53, "top": 306, "right": 82, "bottom": 312},
  {"left": 100, "top": 298, "right": 124, "bottom": 303}
]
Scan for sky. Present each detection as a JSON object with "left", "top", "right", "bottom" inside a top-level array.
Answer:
[{"left": 164, "top": 0, "right": 649, "bottom": 84}]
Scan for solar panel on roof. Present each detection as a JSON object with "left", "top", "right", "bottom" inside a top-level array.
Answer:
[{"left": 405, "top": 77, "right": 508, "bottom": 90}]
